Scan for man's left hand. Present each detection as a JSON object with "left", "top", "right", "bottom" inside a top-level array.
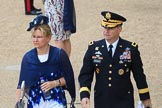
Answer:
[{"left": 142, "top": 99, "right": 152, "bottom": 108}]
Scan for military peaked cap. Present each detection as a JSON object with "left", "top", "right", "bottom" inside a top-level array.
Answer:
[{"left": 101, "top": 11, "right": 127, "bottom": 28}]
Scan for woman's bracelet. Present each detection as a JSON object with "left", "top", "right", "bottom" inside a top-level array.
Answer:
[{"left": 55, "top": 79, "right": 61, "bottom": 87}]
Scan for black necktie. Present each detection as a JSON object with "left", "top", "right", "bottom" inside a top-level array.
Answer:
[{"left": 108, "top": 45, "right": 113, "bottom": 58}]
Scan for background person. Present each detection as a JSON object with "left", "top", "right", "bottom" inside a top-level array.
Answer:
[
  {"left": 24, "top": 0, "right": 42, "bottom": 15},
  {"left": 78, "top": 11, "right": 152, "bottom": 108},
  {"left": 15, "top": 15, "right": 76, "bottom": 108},
  {"left": 43, "top": 0, "right": 76, "bottom": 57}
]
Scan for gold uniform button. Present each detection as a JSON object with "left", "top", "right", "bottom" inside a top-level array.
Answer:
[
  {"left": 118, "top": 69, "right": 124, "bottom": 75},
  {"left": 128, "top": 91, "right": 131, "bottom": 94},
  {"left": 109, "top": 64, "right": 112, "bottom": 67},
  {"left": 108, "top": 84, "right": 111, "bottom": 87},
  {"left": 109, "top": 71, "right": 112, "bottom": 74},
  {"left": 108, "top": 77, "right": 112, "bottom": 80}
]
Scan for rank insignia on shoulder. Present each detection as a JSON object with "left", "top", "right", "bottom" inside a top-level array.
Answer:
[
  {"left": 89, "top": 41, "right": 94, "bottom": 46},
  {"left": 131, "top": 42, "right": 138, "bottom": 47}
]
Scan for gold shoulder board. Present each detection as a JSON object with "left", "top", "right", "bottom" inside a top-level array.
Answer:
[
  {"left": 89, "top": 41, "right": 94, "bottom": 46},
  {"left": 131, "top": 42, "right": 138, "bottom": 47}
]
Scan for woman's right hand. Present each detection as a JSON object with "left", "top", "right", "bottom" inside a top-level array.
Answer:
[{"left": 41, "top": 80, "right": 57, "bottom": 92}]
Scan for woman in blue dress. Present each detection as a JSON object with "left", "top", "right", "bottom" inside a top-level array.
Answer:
[{"left": 15, "top": 15, "right": 76, "bottom": 108}]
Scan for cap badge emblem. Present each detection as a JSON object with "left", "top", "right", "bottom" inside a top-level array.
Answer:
[{"left": 106, "top": 13, "right": 111, "bottom": 19}]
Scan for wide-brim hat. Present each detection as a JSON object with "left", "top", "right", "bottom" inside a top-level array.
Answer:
[{"left": 101, "top": 11, "right": 127, "bottom": 28}]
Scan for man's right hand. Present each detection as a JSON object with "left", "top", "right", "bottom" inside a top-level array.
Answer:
[{"left": 81, "top": 98, "right": 90, "bottom": 108}]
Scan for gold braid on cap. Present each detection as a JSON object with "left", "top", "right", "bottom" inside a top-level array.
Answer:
[
  {"left": 102, "top": 20, "right": 122, "bottom": 28},
  {"left": 108, "top": 20, "right": 123, "bottom": 23}
]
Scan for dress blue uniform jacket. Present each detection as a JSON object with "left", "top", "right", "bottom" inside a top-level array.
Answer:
[
  {"left": 78, "top": 37, "right": 150, "bottom": 108},
  {"left": 17, "top": 45, "right": 76, "bottom": 101}
]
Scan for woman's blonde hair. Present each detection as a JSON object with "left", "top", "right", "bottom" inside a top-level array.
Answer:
[{"left": 32, "top": 24, "right": 52, "bottom": 37}]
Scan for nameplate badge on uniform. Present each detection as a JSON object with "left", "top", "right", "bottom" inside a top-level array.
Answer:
[
  {"left": 118, "top": 69, "right": 124, "bottom": 75},
  {"left": 93, "top": 59, "right": 101, "bottom": 63}
]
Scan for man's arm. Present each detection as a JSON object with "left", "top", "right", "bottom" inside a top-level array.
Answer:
[
  {"left": 78, "top": 42, "right": 95, "bottom": 107},
  {"left": 131, "top": 43, "right": 152, "bottom": 107}
]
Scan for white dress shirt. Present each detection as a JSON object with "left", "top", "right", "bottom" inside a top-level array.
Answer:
[{"left": 105, "top": 38, "right": 119, "bottom": 57}]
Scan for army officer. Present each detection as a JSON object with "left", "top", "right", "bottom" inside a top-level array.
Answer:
[{"left": 78, "top": 11, "right": 152, "bottom": 108}]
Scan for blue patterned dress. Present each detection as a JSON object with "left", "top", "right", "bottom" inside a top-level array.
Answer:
[
  {"left": 27, "top": 77, "right": 66, "bottom": 108},
  {"left": 17, "top": 45, "right": 76, "bottom": 108}
]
